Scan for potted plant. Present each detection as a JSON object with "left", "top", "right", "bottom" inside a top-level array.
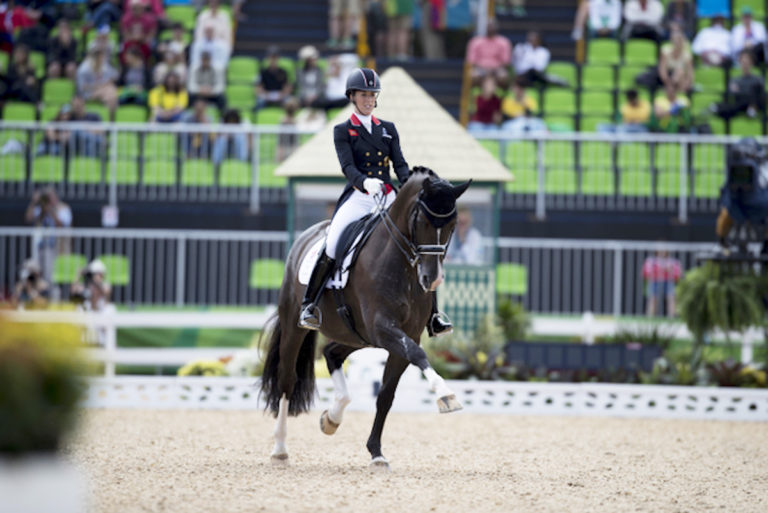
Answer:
[{"left": 0, "top": 318, "right": 87, "bottom": 512}]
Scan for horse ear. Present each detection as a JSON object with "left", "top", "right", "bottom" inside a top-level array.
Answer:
[{"left": 452, "top": 179, "right": 472, "bottom": 199}]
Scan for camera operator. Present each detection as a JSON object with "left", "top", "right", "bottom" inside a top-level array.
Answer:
[
  {"left": 11, "top": 260, "right": 50, "bottom": 309},
  {"left": 24, "top": 187, "right": 73, "bottom": 282},
  {"left": 716, "top": 137, "right": 768, "bottom": 251},
  {"left": 70, "top": 259, "right": 112, "bottom": 312}
]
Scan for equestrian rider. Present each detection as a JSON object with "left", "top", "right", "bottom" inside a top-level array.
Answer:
[{"left": 298, "top": 67, "right": 453, "bottom": 337}]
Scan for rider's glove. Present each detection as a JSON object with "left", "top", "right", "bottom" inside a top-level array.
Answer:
[{"left": 363, "top": 177, "right": 384, "bottom": 195}]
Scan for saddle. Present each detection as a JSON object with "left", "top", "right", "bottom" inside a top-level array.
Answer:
[{"left": 331, "top": 213, "right": 382, "bottom": 280}]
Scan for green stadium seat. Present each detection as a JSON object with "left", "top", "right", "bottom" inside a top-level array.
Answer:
[
  {"left": 693, "top": 171, "right": 723, "bottom": 198},
  {"left": 42, "top": 78, "right": 75, "bottom": 105},
  {"left": 544, "top": 141, "right": 575, "bottom": 169},
  {"left": 545, "top": 169, "right": 577, "bottom": 194},
  {"left": 580, "top": 116, "right": 613, "bottom": 132},
  {"left": 580, "top": 141, "right": 613, "bottom": 168},
  {"left": 29, "top": 50, "right": 45, "bottom": 78},
  {"left": 654, "top": 143, "right": 681, "bottom": 171},
  {"left": 258, "top": 162, "right": 287, "bottom": 187},
  {"left": 580, "top": 91, "right": 613, "bottom": 116},
  {"left": 618, "top": 142, "right": 650, "bottom": 171},
  {"left": 40, "top": 104, "right": 61, "bottom": 122},
  {"left": 0, "top": 51, "right": 8, "bottom": 74},
  {"left": 581, "top": 65, "right": 615, "bottom": 91},
  {"left": 694, "top": 66, "right": 726, "bottom": 93},
  {"left": 98, "top": 255, "right": 130, "bottom": 285},
  {"left": 326, "top": 107, "right": 345, "bottom": 120},
  {"left": 143, "top": 160, "right": 177, "bottom": 185},
  {"left": 544, "top": 115, "right": 575, "bottom": 132},
  {"left": 226, "top": 84, "right": 255, "bottom": 110},
  {"left": 547, "top": 61, "right": 577, "bottom": 88},
  {"left": 113, "top": 159, "right": 139, "bottom": 184},
  {"left": 733, "top": 0, "right": 765, "bottom": 18},
  {"left": 624, "top": 40, "right": 658, "bottom": 66},
  {"left": 85, "top": 29, "right": 119, "bottom": 49},
  {"left": 219, "top": 159, "right": 251, "bottom": 186},
  {"left": 656, "top": 170, "right": 683, "bottom": 197},
  {"left": 496, "top": 263, "right": 527, "bottom": 296},
  {"left": 116, "top": 133, "right": 140, "bottom": 158},
  {"left": 691, "top": 92, "right": 722, "bottom": 113},
  {"left": 258, "top": 133, "right": 278, "bottom": 162},
  {"left": 730, "top": 117, "right": 763, "bottom": 136},
  {"left": 145, "top": 133, "right": 178, "bottom": 159},
  {"left": 3, "top": 101, "right": 36, "bottom": 120},
  {"left": 86, "top": 102, "right": 111, "bottom": 122},
  {"left": 256, "top": 106, "right": 284, "bottom": 125},
  {"left": 165, "top": 5, "right": 197, "bottom": 30},
  {"left": 181, "top": 159, "right": 215, "bottom": 186},
  {"left": 620, "top": 170, "right": 652, "bottom": 196},
  {"left": 544, "top": 89, "right": 577, "bottom": 115},
  {"left": 693, "top": 145, "right": 725, "bottom": 172},
  {"left": 478, "top": 139, "right": 501, "bottom": 160},
  {"left": 52, "top": 254, "right": 87, "bottom": 284},
  {"left": 0, "top": 154, "right": 26, "bottom": 182},
  {"left": 115, "top": 105, "right": 148, "bottom": 123},
  {"left": 618, "top": 65, "right": 646, "bottom": 90},
  {"left": 505, "top": 167, "right": 537, "bottom": 193},
  {"left": 504, "top": 141, "right": 537, "bottom": 176},
  {"left": 227, "top": 56, "right": 259, "bottom": 84},
  {"left": 249, "top": 259, "right": 285, "bottom": 289},
  {"left": 69, "top": 156, "right": 102, "bottom": 183},
  {"left": 32, "top": 155, "right": 65, "bottom": 182},
  {"left": 709, "top": 117, "right": 727, "bottom": 135},
  {"left": 581, "top": 169, "right": 615, "bottom": 195},
  {"left": 587, "top": 39, "right": 620, "bottom": 65}
]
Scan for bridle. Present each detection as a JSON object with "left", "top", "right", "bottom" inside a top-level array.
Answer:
[{"left": 373, "top": 188, "right": 455, "bottom": 268}]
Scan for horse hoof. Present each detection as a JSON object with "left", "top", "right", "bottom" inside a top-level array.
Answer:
[
  {"left": 369, "top": 456, "right": 391, "bottom": 473},
  {"left": 270, "top": 453, "right": 289, "bottom": 465},
  {"left": 320, "top": 410, "right": 339, "bottom": 435},
  {"left": 437, "top": 394, "right": 463, "bottom": 413}
]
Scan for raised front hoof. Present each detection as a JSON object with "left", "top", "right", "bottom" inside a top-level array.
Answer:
[
  {"left": 319, "top": 410, "right": 339, "bottom": 435},
  {"left": 437, "top": 394, "right": 463, "bottom": 413},
  {"left": 369, "top": 456, "right": 391, "bottom": 473},
  {"left": 270, "top": 453, "right": 289, "bottom": 465}
]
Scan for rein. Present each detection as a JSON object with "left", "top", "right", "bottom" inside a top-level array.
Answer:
[{"left": 373, "top": 188, "right": 452, "bottom": 267}]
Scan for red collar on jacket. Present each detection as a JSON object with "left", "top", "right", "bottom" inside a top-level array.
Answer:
[{"left": 350, "top": 113, "right": 381, "bottom": 126}]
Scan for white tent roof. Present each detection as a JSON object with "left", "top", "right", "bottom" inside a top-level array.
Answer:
[{"left": 274, "top": 67, "right": 512, "bottom": 183}]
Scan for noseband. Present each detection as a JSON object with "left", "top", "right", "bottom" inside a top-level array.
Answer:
[{"left": 374, "top": 189, "right": 455, "bottom": 267}]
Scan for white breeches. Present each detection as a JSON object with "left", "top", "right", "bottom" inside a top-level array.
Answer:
[{"left": 325, "top": 189, "right": 395, "bottom": 259}]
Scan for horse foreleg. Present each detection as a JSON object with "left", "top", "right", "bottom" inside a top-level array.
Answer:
[
  {"left": 320, "top": 343, "right": 358, "bottom": 434},
  {"left": 271, "top": 393, "right": 289, "bottom": 462},
  {"left": 366, "top": 353, "right": 409, "bottom": 472}
]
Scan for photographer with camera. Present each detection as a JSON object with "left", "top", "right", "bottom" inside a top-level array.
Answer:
[
  {"left": 70, "top": 259, "right": 112, "bottom": 312},
  {"left": 11, "top": 260, "right": 50, "bottom": 309},
  {"left": 24, "top": 187, "right": 73, "bottom": 282},
  {"left": 716, "top": 137, "right": 768, "bottom": 253}
]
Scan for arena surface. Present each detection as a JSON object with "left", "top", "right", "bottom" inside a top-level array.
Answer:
[{"left": 67, "top": 409, "right": 768, "bottom": 513}]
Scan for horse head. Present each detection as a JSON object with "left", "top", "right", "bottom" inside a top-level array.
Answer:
[{"left": 392, "top": 166, "right": 471, "bottom": 292}]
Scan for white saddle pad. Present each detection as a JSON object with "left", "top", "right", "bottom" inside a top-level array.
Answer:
[{"left": 298, "top": 233, "right": 364, "bottom": 290}]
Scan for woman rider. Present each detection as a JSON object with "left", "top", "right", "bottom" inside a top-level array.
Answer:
[{"left": 298, "top": 67, "right": 452, "bottom": 337}]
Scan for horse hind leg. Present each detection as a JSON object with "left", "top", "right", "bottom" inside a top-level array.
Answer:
[{"left": 320, "top": 342, "right": 358, "bottom": 435}]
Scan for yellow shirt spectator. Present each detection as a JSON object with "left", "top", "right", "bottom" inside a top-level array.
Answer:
[
  {"left": 620, "top": 98, "right": 651, "bottom": 124},
  {"left": 148, "top": 86, "right": 189, "bottom": 111},
  {"left": 502, "top": 94, "right": 538, "bottom": 119}
]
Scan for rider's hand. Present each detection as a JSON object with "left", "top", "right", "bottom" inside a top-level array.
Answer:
[{"left": 363, "top": 178, "right": 384, "bottom": 195}]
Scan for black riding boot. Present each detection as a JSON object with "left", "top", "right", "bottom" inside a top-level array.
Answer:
[
  {"left": 298, "top": 252, "right": 336, "bottom": 330},
  {"left": 427, "top": 291, "right": 453, "bottom": 337}
]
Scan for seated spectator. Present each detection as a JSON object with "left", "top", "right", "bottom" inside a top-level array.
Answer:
[
  {"left": 123, "top": 0, "right": 167, "bottom": 28},
  {"left": 87, "top": 25, "right": 118, "bottom": 61},
  {"left": 189, "top": 25, "right": 230, "bottom": 70},
  {"left": 212, "top": 108, "right": 248, "bottom": 166},
  {"left": 71, "top": 259, "right": 112, "bottom": 312},
  {"left": 513, "top": 31, "right": 559, "bottom": 87},
  {"left": 118, "top": 47, "right": 150, "bottom": 105},
  {"left": 46, "top": 19, "right": 77, "bottom": 79},
  {"left": 500, "top": 76, "right": 538, "bottom": 124},
  {"left": 572, "top": 0, "right": 622, "bottom": 40},
  {"left": 296, "top": 45, "right": 325, "bottom": 108},
  {"left": 24, "top": 187, "right": 72, "bottom": 282},
  {"left": 621, "top": 0, "right": 664, "bottom": 42},
  {"left": 120, "top": 0, "right": 157, "bottom": 51},
  {"left": 467, "top": 75, "right": 502, "bottom": 134},
  {"left": 710, "top": 50, "right": 765, "bottom": 120},
  {"left": 692, "top": 14, "right": 731, "bottom": 67},
  {"left": 466, "top": 18, "right": 511, "bottom": 86},
  {"left": 658, "top": 25, "right": 693, "bottom": 93},
  {"left": 0, "top": 3, "right": 38, "bottom": 52},
  {"left": 3, "top": 44, "right": 40, "bottom": 103},
  {"left": 321, "top": 54, "right": 354, "bottom": 111},
  {"left": 194, "top": 0, "right": 232, "bottom": 50},
  {"left": 652, "top": 83, "right": 690, "bottom": 133},
  {"left": 148, "top": 71, "right": 188, "bottom": 122},
  {"left": 187, "top": 50, "right": 225, "bottom": 111},
  {"left": 181, "top": 98, "right": 212, "bottom": 158},
  {"left": 12, "top": 259, "right": 50, "bottom": 310},
  {"left": 69, "top": 96, "right": 106, "bottom": 156},
  {"left": 619, "top": 89, "right": 651, "bottom": 132},
  {"left": 153, "top": 49, "right": 187, "bottom": 86},
  {"left": 256, "top": 46, "right": 293, "bottom": 109},
  {"left": 86, "top": 0, "right": 123, "bottom": 29},
  {"left": 36, "top": 105, "right": 72, "bottom": 155},
  {"left": 157, "top": 22, "right": 188, "bottom": 58},
  {"left": 76, "top": 48, "right": 119, "bottom": 111},
  {"left": 277, "top": 97, "right": 299, "bottom": 161},
  {"left": 445, "top": 208, "right": 484, "bottom": 265},
  {"left": 731, "top": 6, "right": 766, "bottom": 65},
  {"left": 663, "top": 0, "right": 695, "bottom": 40}
]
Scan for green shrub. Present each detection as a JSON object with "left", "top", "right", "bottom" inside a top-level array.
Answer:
[
  {"left": 177, "top": 359, "right": 228, "bottom": 376},
  {"left": 497, "top": 299, "right": 530, "bottom": 341}
]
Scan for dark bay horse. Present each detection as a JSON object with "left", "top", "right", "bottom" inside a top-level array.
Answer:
[{"left": 260, "top": 167, "right": 471, "bottom": 470}]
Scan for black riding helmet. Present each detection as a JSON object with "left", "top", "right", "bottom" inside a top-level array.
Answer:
[{"left": 345, "top": 68, "right": 381, "bottom": 99}]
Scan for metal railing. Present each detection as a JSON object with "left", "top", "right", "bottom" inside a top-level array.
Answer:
[{"left": 0, "top": 226, "right": 719, "bottom": 316}]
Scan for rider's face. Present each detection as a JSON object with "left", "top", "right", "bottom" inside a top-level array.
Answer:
[{"left": 352, "top": 90, "right": 377, "bottom": 116}]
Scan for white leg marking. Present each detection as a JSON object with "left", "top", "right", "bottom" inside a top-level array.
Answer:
[
  {"left": 423, "top": 367, "right": 453, "bottom": 398},
  {"left": 271, "top": 394, "right": 289, "bottom": 458},
  {"left": 328, "top": 368, "right": 351, "bottom": 424}
]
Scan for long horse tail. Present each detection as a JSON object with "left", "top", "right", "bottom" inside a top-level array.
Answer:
[{"left": 260, "top": 315, "right": 318, "bottom": 417}]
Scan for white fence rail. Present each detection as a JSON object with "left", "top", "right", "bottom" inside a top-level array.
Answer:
[{"left": 0, "top": 226, "right": 722, "bottom": 316}]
